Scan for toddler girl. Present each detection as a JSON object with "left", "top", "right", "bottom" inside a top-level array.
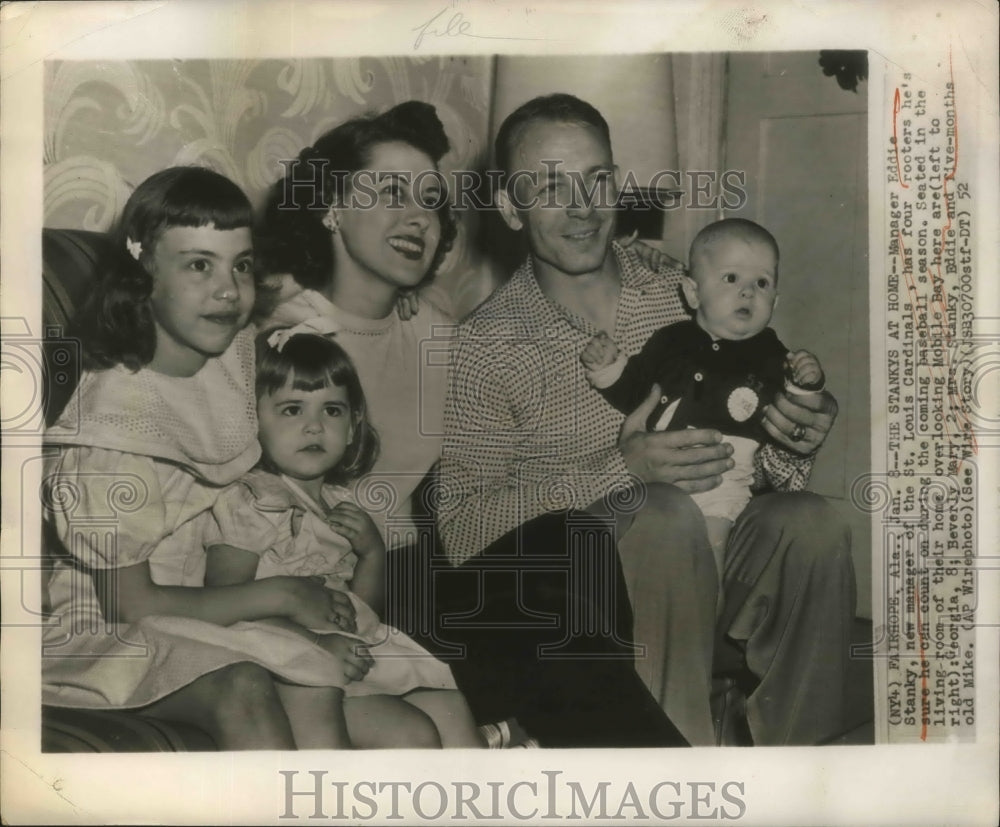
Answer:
[
  {"left": 44, "top": 166, "right": 356, "bottom": 750},
  {"left": 205, "top": 328, "right": 483, "bottom": 748}
]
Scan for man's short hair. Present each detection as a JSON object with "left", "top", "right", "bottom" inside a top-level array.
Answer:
[{"left": 494, "top": 93, "right": 612, "bottom": 190}]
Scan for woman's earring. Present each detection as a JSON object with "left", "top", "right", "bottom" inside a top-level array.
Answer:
[{"left": 322, "top": 209, "right": 339, "bottom": 235}]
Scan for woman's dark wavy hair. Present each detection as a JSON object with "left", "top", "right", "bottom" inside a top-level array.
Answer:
[
  {"left": 256, "top": 100, "right": 457, "bottom": 301},
  {"left": 76, "top": 166, "right": 254, "bottom": 371},
  {"left": 254, "top": 331, "right": 379, "bottom": 484}
]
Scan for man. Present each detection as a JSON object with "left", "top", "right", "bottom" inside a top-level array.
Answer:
[{"left": 438, "top": 93, "right": 855, "bottom": 746}]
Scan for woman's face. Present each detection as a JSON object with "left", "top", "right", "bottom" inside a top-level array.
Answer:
[{"left": 333, "top": 141, "right": 443, "bottom": 293}]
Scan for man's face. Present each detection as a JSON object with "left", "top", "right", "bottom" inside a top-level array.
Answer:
[{"left": 500, "top": 119, "right": 618, "bottom": 280}]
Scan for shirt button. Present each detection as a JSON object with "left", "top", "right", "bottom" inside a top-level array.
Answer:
[
  {"left": 660, "top": 395, "right": 669, "bottom": 403},
  {"left": 712, "top": 343, "right": 720, "bottom": 351},
  {"left": 694, "top": 372, "right": 704, "bottom": 382}
]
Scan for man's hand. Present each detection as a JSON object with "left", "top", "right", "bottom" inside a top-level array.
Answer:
[
  {"left": 761, "top": 389, "right": 838, "bottom": 455},
  {"left": 617, "top": 385, "right": 733, "bottom": 492}
]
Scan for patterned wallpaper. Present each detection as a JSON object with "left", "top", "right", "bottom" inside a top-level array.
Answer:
[{"left": 44, "top": 56, "right": 498, "bottom": 318}]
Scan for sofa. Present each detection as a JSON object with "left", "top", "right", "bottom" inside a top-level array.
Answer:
[{"left": 39, "top": 227, "right": 757, "bottom": 751}]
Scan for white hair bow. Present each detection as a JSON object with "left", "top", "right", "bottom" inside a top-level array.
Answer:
[{"left": 266, "top": 317, "right": 342, "bottom": 352}]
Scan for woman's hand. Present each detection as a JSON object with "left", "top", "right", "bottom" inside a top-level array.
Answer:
[
  {"left": 327, "top": 502, "right": 385, "bottom": 558},
  {"left": 282, "top": 576, "right": 358, "bottom": 632},
  {"left": 617, "top": 231, "right": 684, "bottom": 272},
  {"left": 396, "top": 289, "right": 420, "bottom": 321},
  {"left": 316, "top": 633, "right": 374, "bottom": 682}
]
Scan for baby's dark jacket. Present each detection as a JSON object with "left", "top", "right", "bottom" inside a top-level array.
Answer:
[{"left": 597, "top": 319, "right": 789, "bottom": 444}]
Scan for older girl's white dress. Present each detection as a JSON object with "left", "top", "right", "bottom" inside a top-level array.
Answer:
[
  {"left": 209, "top": 470, "right": 456, "bottom": 697},
  {"left": 42, "top": 329, "right": 352, "bottom": 709}
]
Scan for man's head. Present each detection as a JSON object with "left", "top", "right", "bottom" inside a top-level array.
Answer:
[
  {"left": 494, "top": 94, "right": 618, "bottom": 281},
  {"left": 682, "top": 218, "right": 780, "bottom": 341}
]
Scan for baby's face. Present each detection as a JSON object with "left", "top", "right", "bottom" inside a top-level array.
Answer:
[{"left": 684, "top": 237, "right": 778, "bottom": 340}]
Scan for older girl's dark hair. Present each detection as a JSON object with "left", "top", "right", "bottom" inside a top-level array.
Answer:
[
  {"left": 255, "top": 332, "right": 379, "bottom": 483},
  {"left": 76, "top": 166, "right": 254, "bottom": 371},
  {"left": 256, "top": 100, "right": 457, "bottom": 296}
]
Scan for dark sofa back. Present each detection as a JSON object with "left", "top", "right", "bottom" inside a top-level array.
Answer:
[{"left": 41, "top": 228, "right": 111, "bottom": 425}]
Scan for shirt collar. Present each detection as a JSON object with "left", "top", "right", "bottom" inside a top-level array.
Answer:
[{"left": 683, "top": 319, "right": 776, "bottom": 353}]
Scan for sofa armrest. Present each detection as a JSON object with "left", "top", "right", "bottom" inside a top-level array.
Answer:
[{"left": 42, "top": 706, "right": 217, "bottom": 752}]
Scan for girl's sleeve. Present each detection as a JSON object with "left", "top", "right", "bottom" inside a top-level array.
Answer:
[
  {"left": 46, "top": 446, "right": 169, "bottom": 569},
  {"left": 205, "top": 482, "right": 283, "bottom": 555}
]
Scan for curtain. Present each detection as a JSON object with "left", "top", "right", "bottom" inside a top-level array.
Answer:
[{"left": 663, "top": 53, "right": 729, "bottom": 262}]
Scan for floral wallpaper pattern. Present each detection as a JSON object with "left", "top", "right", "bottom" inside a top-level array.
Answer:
[{"left": 44, "top": 57, "right": 497, "bottom": 318}]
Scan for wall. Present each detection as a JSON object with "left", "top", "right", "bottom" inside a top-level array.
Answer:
[
  {"left": 725, "top": 51, "right": 871, "bottom": 615},
  {"left": 43, "top": 54, "right": 696, "bottom": 318},
  {"left": 44, "top": 56, "right": 496, "bottom": 318}
]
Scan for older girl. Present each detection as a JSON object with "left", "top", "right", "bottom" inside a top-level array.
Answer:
[{"left": 44, "top": 167, "right": 353, "bottom": 749}]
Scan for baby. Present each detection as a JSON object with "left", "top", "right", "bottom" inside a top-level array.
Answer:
[{"left": 581, "top": 218, "right": 825, "bottom": 580}]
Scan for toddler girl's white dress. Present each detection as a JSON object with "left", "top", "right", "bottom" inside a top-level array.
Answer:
[
  {"left": 42, "top": 329, "right": 353, "bottom": 710},
  {"left": 209, "top": 469, "right": 457, "bottom": 697}
]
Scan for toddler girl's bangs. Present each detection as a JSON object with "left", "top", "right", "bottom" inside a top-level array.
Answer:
[
  {"left": 288, "top": 360, "right": 351, "bottom": 393},
  {"left": 255, "top": 333, "right": 355, "bottom": 398}
]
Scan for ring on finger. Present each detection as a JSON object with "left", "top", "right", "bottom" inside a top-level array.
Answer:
[{"left": 790, "top": 424, "right": 807, "bottom": 442}]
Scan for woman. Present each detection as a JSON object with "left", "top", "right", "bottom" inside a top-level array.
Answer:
[
  {"left": 257, "top": 101, "right": 685, "bottom": 747},
  {"left": 258, "top": 101, "right": 456, "bottom": 543}
]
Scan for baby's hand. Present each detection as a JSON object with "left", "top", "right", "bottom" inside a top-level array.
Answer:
[
  {"left": 786, "top": 350, "right": 825, "bottom": 391},
  {"left": 327, "top": 502, "right": 385, "bottom": 559},
  {"left": 581, "top": 331, "right": 620, "bottom": 371},
  {"left": 316, "top": 633, "right": 374, "bottom": 682}
]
